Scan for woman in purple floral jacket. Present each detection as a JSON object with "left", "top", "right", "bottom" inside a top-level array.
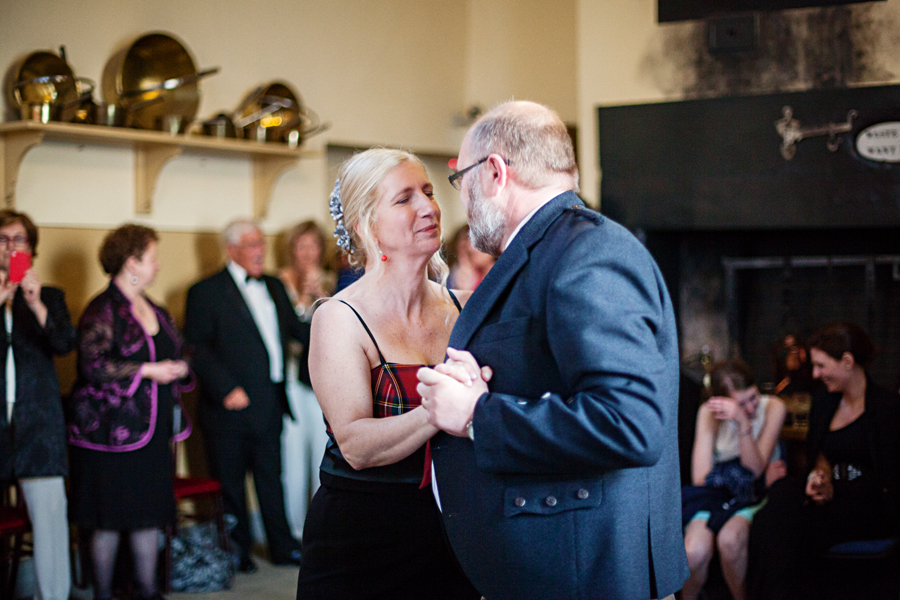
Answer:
[{"left": 68, "top": 224, "right": 190, "bottom": 600}]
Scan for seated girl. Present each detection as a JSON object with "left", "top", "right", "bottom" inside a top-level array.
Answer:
[{"left": 682, "top": 359, "right": 786, "bottom": 600}]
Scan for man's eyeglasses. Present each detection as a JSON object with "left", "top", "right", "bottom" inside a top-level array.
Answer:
[
  {"left": 448, "top": 156, "right": 511, "bottom": 191},
  {"left": 0, "top": 235, "right": 29, "bottom": 249}
]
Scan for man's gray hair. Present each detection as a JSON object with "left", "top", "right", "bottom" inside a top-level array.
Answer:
[
  {"left": 466, "top": 100, "right": 579, "bottom": 192},
  {"left": 222, "top": 219, "right": 261, "bottom": 246}
]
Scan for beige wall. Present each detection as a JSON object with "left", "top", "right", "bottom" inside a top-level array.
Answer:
[{"left": 1, "top": 0, "right": 576, "bottom": 234}]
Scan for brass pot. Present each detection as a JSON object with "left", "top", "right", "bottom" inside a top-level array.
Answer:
[
  {"left": 102, "top": 32, "right": 218, "bottom": 132},
  {"left": 234, "top": 81, "right": 327, "bottom": 145},
  {"left": 4, "top": 49, "right": 78, "bottom": 122}
]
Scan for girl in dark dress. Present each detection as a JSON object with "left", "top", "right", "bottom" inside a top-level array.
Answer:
[
  {"left": 68, "top": 225, "right": 191, "bottom": 600},
  {"left": 295, "top": 149, "right": 480, "bottom": 599},
  {"left": 749, "top": 322, "right": 900, "bottom": 599}
]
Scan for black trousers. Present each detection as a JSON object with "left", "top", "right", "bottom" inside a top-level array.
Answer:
[{"left": 201, "top": 384, "right": 300, "bottom": 562}]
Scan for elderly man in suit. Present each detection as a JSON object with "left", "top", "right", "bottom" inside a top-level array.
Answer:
[
  {"left": 417, "top": 101, "right": 689, "bottom": 600},
  {"left": 185, "top": 219, "right": 306, "bottom": 572}
]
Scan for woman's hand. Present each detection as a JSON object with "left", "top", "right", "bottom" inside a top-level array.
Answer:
[
  {"left": 20, "top": 269, "right": 48, "bottom": 326},
  {"left": 805, "top": 468, "right": 834, "bottom": 504},
  {"left": 706, "top": 396, "right": 749, "bottom": 426},
  {"left": 141, "top": 359, "right": 189, "bottom": 384}
]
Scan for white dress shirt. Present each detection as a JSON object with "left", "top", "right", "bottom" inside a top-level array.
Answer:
[{"left": 227, "top": 262, "right": 284, "bottom": 383}]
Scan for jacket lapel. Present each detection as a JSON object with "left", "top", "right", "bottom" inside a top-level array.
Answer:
[{"left": 449, "top": 191, "right": 582, "bottom": 350}]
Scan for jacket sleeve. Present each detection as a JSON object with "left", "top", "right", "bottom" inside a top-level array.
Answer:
[
  {"left": 473, "top": 226, "right": 674, "bottom": 475},
  {"left": 76, "top": 298, "right": 142, "bottom": 395},
  {"left": 183, "top": 281, "right": 240, "bottom": 404},
  {"left": 40, "top": 287, "right": 76, "bottom": 356}
]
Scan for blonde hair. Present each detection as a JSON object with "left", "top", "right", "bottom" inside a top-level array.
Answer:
[
  {"left": 334, "top": 148, "right": 448, "bottom": 283},
  {"left": 466, "top": 100, "right": 579, "bottom": 192}
]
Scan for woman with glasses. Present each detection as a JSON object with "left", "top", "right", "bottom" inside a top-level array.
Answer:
[
  {"left": 682, "top": 358, "right": 786, "bottom": 600},
  {"left": 295, "top": 148, "right": 479, "bottom": 599},
  {"left": 68, "top": 224, "right": 190, "bottom": 600},
  {"left": 0, "top": 210, "right": 76, "bottom": 600}
]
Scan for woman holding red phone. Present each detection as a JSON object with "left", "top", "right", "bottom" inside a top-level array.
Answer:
[{"left": 0, "top": 209, "right": 77, "bottom": 600}]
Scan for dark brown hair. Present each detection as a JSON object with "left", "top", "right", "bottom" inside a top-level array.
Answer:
[
  {"left": 99, "top": 224, "right": 158, "bottom": 276},
  {"left": 808, "top": 322, "right": 875, "bottom": 370},
  {"left": 708, "top": 358, "right": 756, "bottom": 398},
  {"left": 0, "top": 209, "right": 39, "bottom": 258}
]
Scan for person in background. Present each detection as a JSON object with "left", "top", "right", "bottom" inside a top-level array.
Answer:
[
  {"left": 68, "top": 224, "right": 191, "bottom": 600},
  {"left": 0, "top": 210, "right": 76, "bottom": 600},
  {"left": 749, "top": 322, "right": 900, "bottom": 599},
  {"left": 681, "top": 359, "right": 786, "bottom": 600},
  {"left": 184, "top": 220, "right": 306, "bottom": 573},
  {"left": 278, "top": 220, "right": 333, "bottom": 538},
  {"left": 294, "top": 148, "right": 479, "bottom": 599},
  {"left": 446, "top": 224, "right": 495, "bottom": 291}
]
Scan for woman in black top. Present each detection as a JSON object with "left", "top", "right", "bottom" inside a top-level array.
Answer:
[{"left": 749, "top": 322, "right": 900, "bottom": 599}]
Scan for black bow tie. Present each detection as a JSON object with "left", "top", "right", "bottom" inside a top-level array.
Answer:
[{"left": 245, "top": 274, "right": 263, "bottom": 282}]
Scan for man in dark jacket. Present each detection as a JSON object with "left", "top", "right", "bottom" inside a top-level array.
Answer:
[
  {"left": 418, "top": 101, "right": 689, "bottom": 600},
  {"left": 185, "top": 219, "right": 307, "bottom": 572}
]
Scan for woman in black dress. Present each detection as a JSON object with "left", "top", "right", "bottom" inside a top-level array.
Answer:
[
  {"left": 749, "top": 322, "right": 900, "bottom": 599},
  {"left": 295, "top": 148, "right": 480, "bottom": 599},
  {"left": 68, "top": 224, "right": 191, "bottom": 600}
]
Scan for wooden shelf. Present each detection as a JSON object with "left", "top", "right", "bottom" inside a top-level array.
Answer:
[{"left": 0, "top": 120, "right": 320, "bottom": 217}]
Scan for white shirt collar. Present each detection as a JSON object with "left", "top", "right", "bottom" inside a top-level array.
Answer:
[
  {"left": 227, "top": 261, "right": 255, "bottom": 286},
  {"left": 503, "top": 200, "right": 550, "bottom": 251}
]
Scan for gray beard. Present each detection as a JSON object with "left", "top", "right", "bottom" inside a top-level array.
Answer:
[{"left": 466, "top": 180, "right": 506, "bottom": 257}]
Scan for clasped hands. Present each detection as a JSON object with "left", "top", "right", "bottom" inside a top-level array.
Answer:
[
  {"left": 417, "top": 347, "right": 492, "bottom": 437},
  {"left": 806, "top": 468, "right": 834, "bottom": 504}
]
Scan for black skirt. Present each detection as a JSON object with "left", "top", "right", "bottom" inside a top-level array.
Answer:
[
  {"left": 295, "top": 472, "right": 480, "bottom": 600},
  {"left": 69, "top": 330, "right": 177, "bottom": 530}
]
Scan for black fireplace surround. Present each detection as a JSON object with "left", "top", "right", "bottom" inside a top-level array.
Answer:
[{"left": 598, "top": 85, "right": 900, "bottom": 389}]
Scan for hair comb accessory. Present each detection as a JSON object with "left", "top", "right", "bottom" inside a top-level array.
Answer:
[{"left": 329, "top": 179, "right": 353, "bottom": 253}]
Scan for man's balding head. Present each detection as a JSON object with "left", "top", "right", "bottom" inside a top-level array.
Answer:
[{"left": 463, "top": 101, "right": 578, "bottom": 192}]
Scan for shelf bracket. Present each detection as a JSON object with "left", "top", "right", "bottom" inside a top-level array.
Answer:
[
  {"left": 252, "top": 154, "right": 298, "bottom": 219},
  {"left": 1, "top": 129, "right": 45, "bottom": 209},
  {"left": 134, "top": 143, "right": 182, "bottom": 214}
]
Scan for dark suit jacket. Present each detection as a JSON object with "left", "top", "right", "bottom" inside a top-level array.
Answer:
[
  {"left": 0, "top": 286, "right": 75, "bottom": 479},
  {"left": 432, "top": 192, "right": 689, "bottom": 600},
  {"left": 184, "top": 268, "right": 310, "bottom": 434},
  {"left": 805, "top": 381, "right": 900, "bottom": 530}
]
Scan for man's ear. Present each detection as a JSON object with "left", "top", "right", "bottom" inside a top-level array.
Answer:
[{"left": 486, "top": 154, "right": 509, "bottom": 193}]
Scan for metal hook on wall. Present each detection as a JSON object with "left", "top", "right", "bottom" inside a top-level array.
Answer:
[{"left": 776, "top": 106, "right": 858, "bottom": 160}]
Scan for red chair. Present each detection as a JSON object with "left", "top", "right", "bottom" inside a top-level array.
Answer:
[
  {"left": 0, "top": 485, "right": 31, "bottom": 600},
  {"left": 163, "top": 443, "right": 228, "bottom": 592}
]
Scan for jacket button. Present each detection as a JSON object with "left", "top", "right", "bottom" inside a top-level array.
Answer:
[
  {"left": 577, "top": 488, "right": 589, "bottom": 500},
  {"left": 545, "top": 496, "right": 557, "bottom": 507},
  {"left": 515, "top": 497, "right": 526, "bottom": 507}
]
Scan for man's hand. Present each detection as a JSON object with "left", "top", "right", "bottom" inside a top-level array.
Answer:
[
  {"left": 417, "top": 348, "right": 490, "bottom": 437},
  {"left": 223, "top": 387, "right": 250, "bottom": 411}
]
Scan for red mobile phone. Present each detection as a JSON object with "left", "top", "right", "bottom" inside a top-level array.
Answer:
[{"left": 9, "top": 251, "right": 31, "bottom": 284}]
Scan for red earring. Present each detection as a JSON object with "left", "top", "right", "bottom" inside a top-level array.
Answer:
[{"left": 381, "top": 254, "right": 387, "bottom": 261}]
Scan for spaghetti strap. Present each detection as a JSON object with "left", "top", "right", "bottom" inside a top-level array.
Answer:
[
  {"left": 336, "top": 300, "right": 388, "bottom": 367},
  {"left": 447, "top": 288, "right": 463, "bottom": 313}
]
